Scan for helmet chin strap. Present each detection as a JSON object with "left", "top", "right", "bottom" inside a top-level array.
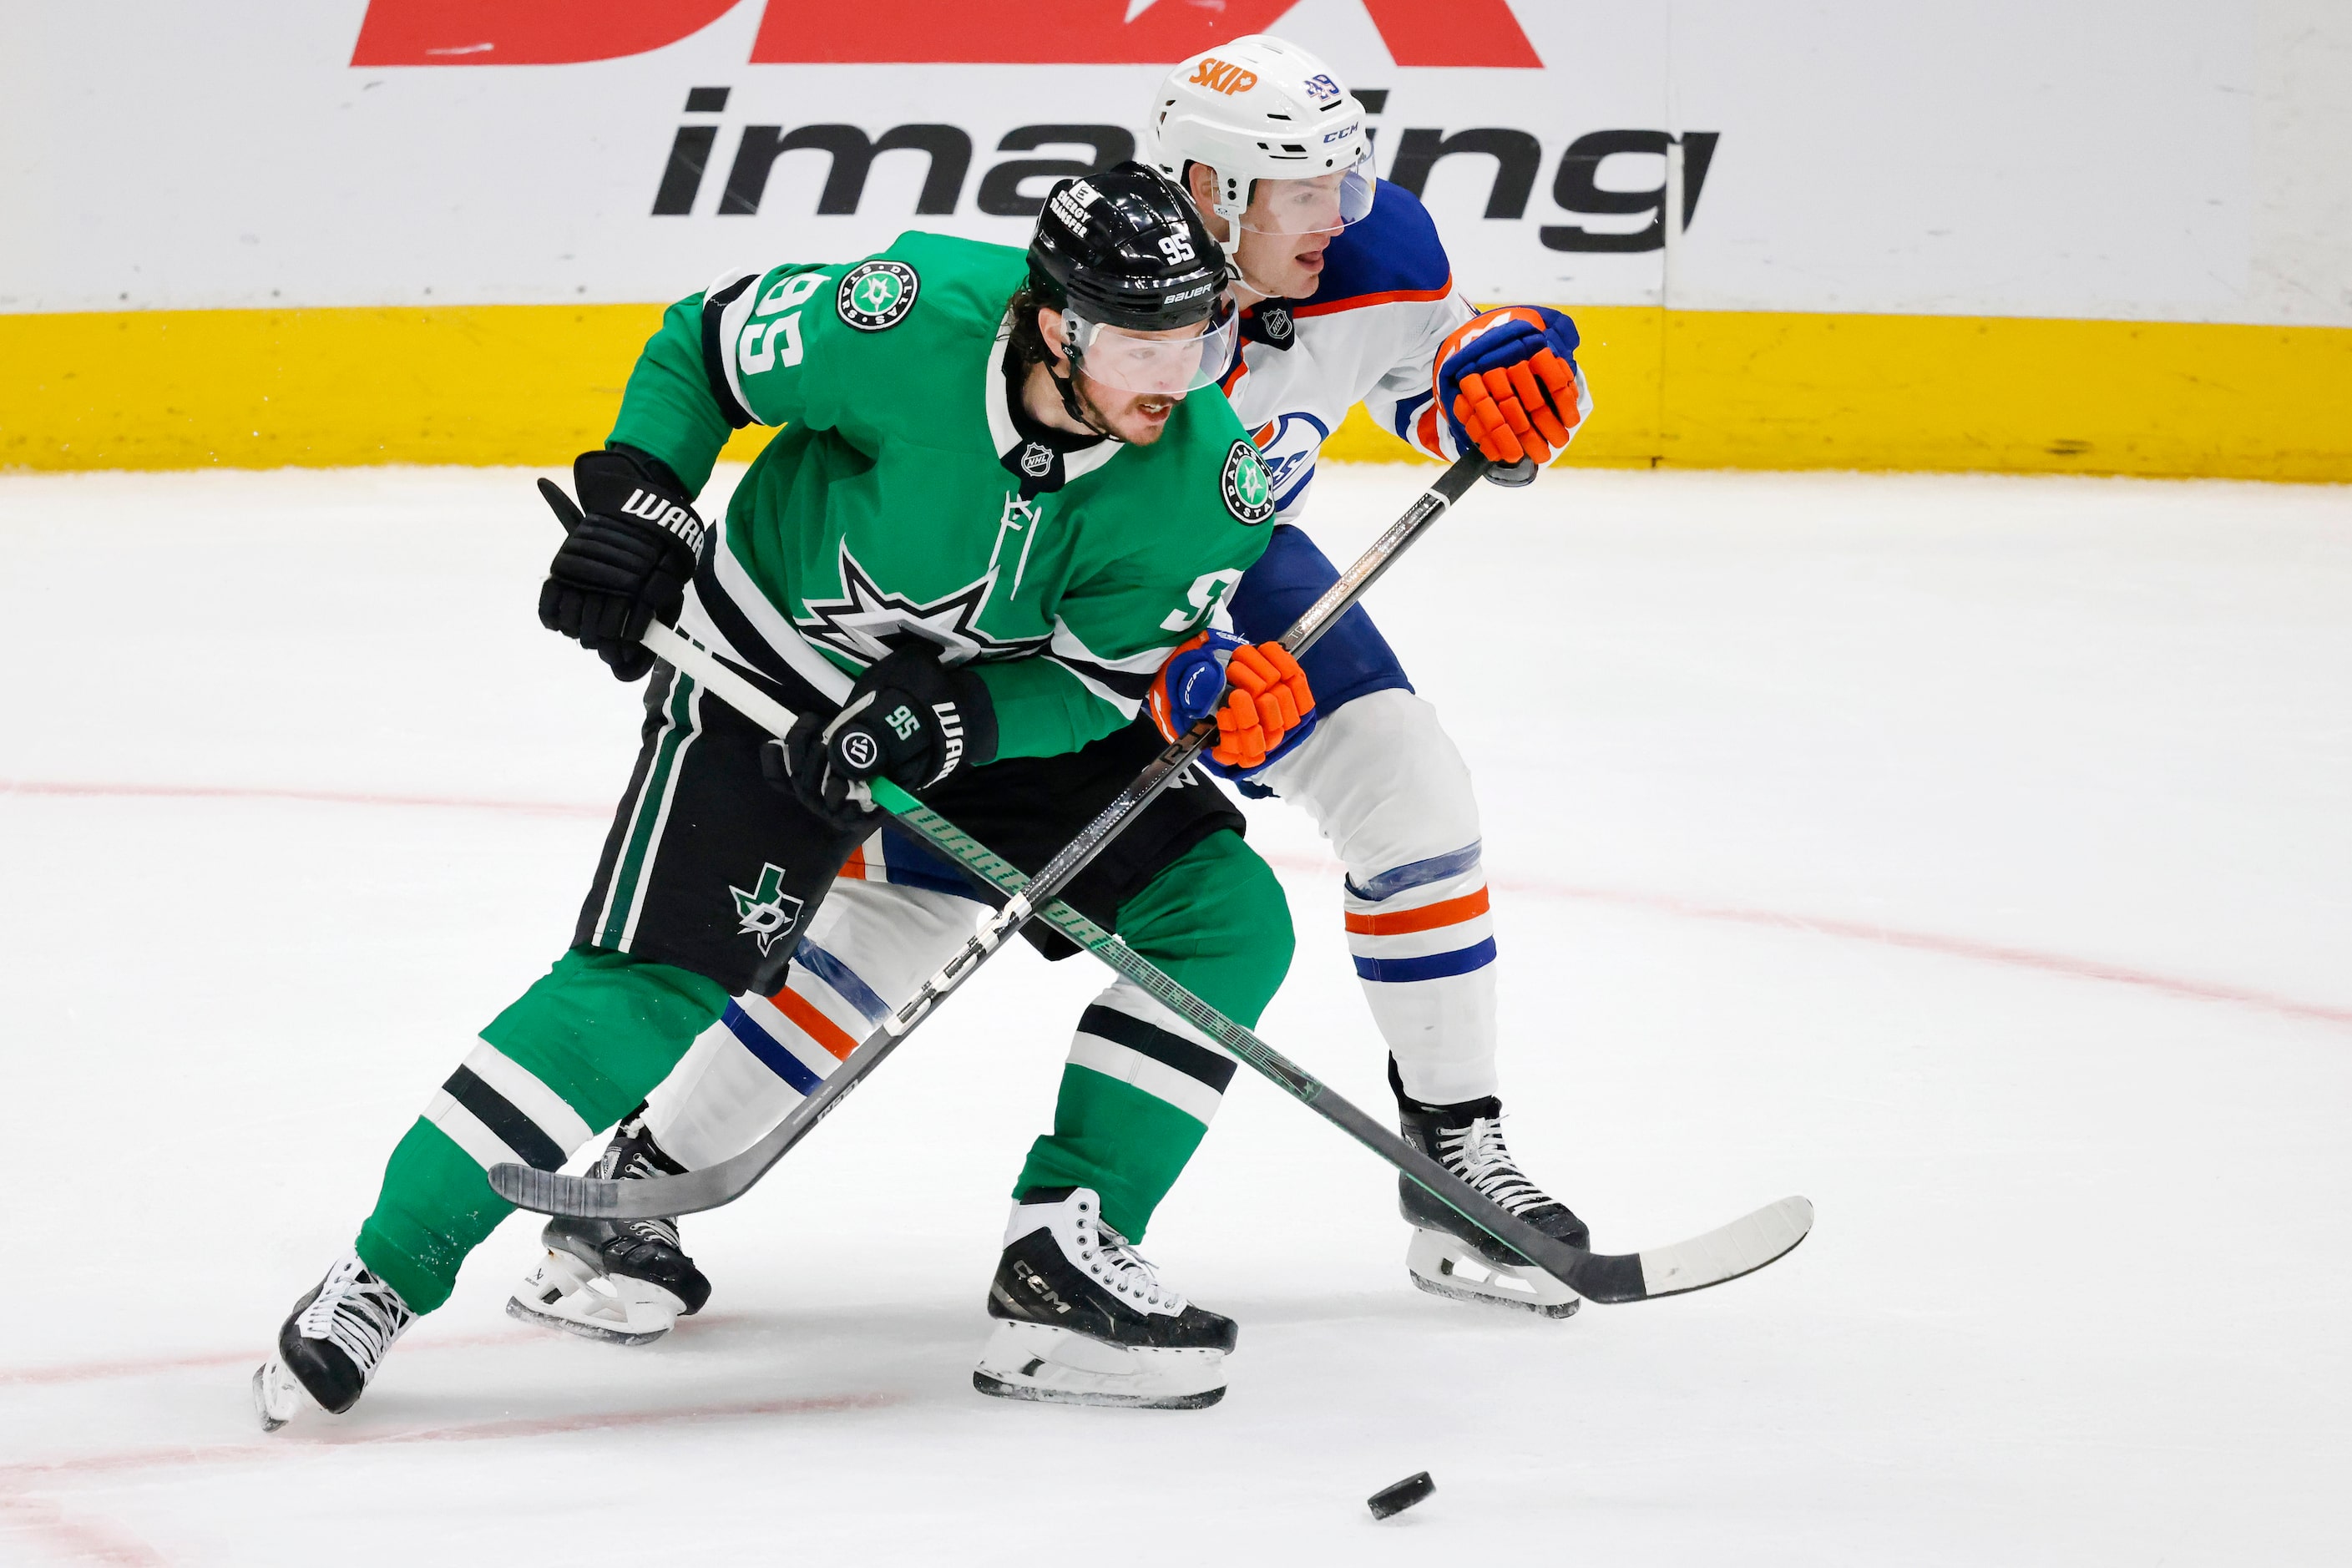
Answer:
[{"left": 1049, "top": 357, "right": 1121, "bottom": 442}]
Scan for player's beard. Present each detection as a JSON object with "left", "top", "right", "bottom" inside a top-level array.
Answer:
[{"left": 1070, "top": 371, "right": 1180, "bottom": 447}]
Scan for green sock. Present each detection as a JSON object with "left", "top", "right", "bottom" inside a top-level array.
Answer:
[
  {"left": 354, "top": 947, "right": 728, "bottom": 1313},
  {"left": 1013, "top": 830, "right": 1294, "bottom": 1241}
]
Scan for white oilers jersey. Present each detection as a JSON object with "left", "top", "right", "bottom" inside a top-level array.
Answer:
[{"left": 1214, "top": 180, "right": 1587, "bottom": 522}]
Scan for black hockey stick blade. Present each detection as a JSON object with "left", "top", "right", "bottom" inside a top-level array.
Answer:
[
  {"left": 1308, "top": 1064, "right": 1813, "bottom": 1305},
  {"left": 1553, "top": 1195, "right": 1814, "bottom": 1303}
]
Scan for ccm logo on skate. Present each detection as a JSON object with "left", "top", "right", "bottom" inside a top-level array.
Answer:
[{"left": 1012, "top": 1259, "right": 1072, "bottom": 1315}]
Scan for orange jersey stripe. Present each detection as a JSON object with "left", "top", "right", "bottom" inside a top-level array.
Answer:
[
  {"left": 1414, "top": 402, "right": 1444, "bottom": 457},
  {"left": 839, "top": 842, "right": 867, "bottom": 881},
  {"left": 771, "top": 984, "right": 859, "bottom": 1062},
  {"left": 1292, "top": 278, "right": 1456, "bottom": 318},
  {"left": 1344, "top": 886, "right": 1490, "bottom": 936}
]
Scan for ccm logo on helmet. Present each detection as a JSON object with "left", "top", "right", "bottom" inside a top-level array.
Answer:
[{"left": 1188, "top": 57, "right": 1260, "bottom": 95}]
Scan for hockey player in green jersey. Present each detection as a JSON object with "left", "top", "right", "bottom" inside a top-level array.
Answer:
[{"left": 252, "top": 164, "right": 1313, "bottom": 1427}]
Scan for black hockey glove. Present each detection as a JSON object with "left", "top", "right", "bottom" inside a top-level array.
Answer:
[
  {"left": 762, "top": 647, "right": 999, "bottom": 831},
  {"left": 536, "top": 446, "right": 707, "bottom": 682}
]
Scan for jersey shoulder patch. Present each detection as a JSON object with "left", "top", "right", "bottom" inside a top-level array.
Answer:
[
  {"left": 1220, "top": 438, "right": 1277, "bottom": 525},
  {"left": 836, "top": 260, "right": 918, "bottom": 330},
  {"left": 1301, "top": 180, "right": 1454, "bottom": 313},
  {"left": 867, "top": 231, "right": 1029, "bottom": 336}
]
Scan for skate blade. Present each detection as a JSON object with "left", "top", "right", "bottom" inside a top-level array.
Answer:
[
  {"left": 504, "top": 1252, "right": 680, "bottom": 1348},
  {"left": 251, "top": 1356, "right": 304, "bottom": 1432},
  {"left": 971, "top": 1320, "right": 1227, "bottom": 1409},
  {"left": 1406, "top": 1228, "right": 1581, "bottom": 1319}
]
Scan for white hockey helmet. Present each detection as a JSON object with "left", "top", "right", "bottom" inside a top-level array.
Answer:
[{"left": 1148, "top": 35, "right": 1376, "bottom": 249}]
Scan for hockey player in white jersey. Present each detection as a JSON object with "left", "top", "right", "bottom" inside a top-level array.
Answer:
[{"left": 509, "top": 36, "right": 1600, "bottom": 1396}]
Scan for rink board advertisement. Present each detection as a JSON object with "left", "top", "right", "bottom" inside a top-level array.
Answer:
[{"left": 3, "top": 0, "right": 2349, "bottom": 478}]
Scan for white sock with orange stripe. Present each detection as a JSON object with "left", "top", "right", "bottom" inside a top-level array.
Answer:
[
  {"left": 1343, "top": 855, "right": 1500, "bottom": 1105},
  {"left": 1252, "top": 689, "right": 1503, "bottom": 1105},
  {"left": 642, "top": 877, "right": 976, "bottom": 1167}
]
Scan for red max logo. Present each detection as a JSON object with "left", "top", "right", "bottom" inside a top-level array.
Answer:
[{"left": 351, "top": 0, "right": 1543, "bottom": 68}]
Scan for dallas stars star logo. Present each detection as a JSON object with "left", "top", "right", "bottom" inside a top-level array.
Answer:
[{"left": 793, "top": 542, "right": 1047, "bottom": 668}]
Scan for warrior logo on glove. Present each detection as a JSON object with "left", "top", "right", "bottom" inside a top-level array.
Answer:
[{"left": 766, "top": 646, "right": 1001, "bottom": 831}]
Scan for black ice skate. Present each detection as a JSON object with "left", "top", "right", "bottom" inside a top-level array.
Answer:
[
  {"left": 252, "top": 1252, "right": 415, "bottom": 1430},
  {"left": 505, "top": 1105, "right": 711, "bottom": 1346},
  {"left": 973, "top": 1186, "right": 1237, "bottom": 1410},
  {"left": 1398, "top": 1076, "right": 1588, "bottom": 1318}
]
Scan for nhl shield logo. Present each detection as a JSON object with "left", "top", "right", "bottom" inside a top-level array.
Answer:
[
  {"left": 1258, "top": 304, "right": 1295, "bottom": 345},
  {"left": 837, "top": 260, "right": 918, "bottom": 331},
  {"left": 730, "top": 862, "right": 806, "bottom": 954},
  {"left": 1019, "top": 441, "right": 1054, "bottom": 478},
  {"left": 1220, "top": 439, "right": 1276, "bottom": 525}
]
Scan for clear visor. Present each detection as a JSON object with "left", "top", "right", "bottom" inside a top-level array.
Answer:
[
  {"left": 1237, "top": 150, "right": 1377, "bottom": 236},
  {"left": 1072, "top": 300, "right": 1239, "bottom": 396}
]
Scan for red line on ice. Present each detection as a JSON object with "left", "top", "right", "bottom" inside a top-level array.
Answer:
[
  {"left": 0, "top": 1391, "right": 897, "bottom": 1490},
  {"left": 0, "top": 1328, "right": 549, "bottom": 1388},
  {"left": 1262, "top": 851, "right": 2352, "bottom": 1030},
  {"left": 0, "top": 1491, "right": 168, "bottom": 1566},
  {"left": 11, "top": 778, "right": 2348, "bottom": 1029},
  {"left": 0, "top": 778, "right": 605, "bottom": 819}
]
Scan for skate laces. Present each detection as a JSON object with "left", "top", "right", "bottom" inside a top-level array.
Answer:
[
  {"left": 1435, "top": 1115, "right": 1557, "bottom": 1217},
  {"left": 1078, "top": 1214, "right": 1184, "bottom": 1312},
  {"left": 296, "top": 1256, "right": 413, "bottom": 1377},
  {"left": 596, "top": 1117, "right": 685, "bottom": 1244}
]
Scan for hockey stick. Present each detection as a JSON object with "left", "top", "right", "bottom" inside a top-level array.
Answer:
[
  {"left": 493, "top": 461, "right": 1813, "bottom": 1302},
  {"left": 493, "top": 450, "right": 1490, "bottom": 1209}
]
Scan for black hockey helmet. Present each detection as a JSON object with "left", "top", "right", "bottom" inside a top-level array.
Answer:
[{"left": 1027, "top": 160, "right": 1228, "bottom": 332}]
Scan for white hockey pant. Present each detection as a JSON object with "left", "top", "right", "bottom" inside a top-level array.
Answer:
[
  {"left": 639, "top": 686, "right": 1499, "bottom": 1170},
  {"left": 639, "top": 869, "right": 1229, "bottom": 1170},
  {"left": 1254, "top": 688, "right": 1500, "bottom": 1106}
]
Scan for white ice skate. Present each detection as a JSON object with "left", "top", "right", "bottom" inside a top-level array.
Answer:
[{"left": 972, "top": 1187, "right": 1236, "bottom": 1410}]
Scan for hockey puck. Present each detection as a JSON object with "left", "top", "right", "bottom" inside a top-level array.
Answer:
[{"left": 1367, "top": 1471, "right": 1435, "bottom": 1520}]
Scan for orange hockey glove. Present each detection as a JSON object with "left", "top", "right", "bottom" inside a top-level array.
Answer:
[
  {"left": 1148, "top": 630, "right": 1318, "bottom": 776},
  {"left": 1434, "top": 306, "right": 1587, "bottom": 467}
]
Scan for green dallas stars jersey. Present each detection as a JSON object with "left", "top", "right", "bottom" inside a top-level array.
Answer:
[{"left": 607, "top": 231, "right": 1278, "bottom": 761}]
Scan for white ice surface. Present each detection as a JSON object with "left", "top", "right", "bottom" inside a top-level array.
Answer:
[{"left": 2, "top": 463, "right": 2348, "bottom": 1565}]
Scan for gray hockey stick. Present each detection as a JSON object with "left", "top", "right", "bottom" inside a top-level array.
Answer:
[{"left": 494, "top": 459, "right": 1814, "bottom": 1302}]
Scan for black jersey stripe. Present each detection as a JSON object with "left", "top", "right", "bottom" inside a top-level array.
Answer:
[
  {"left": 1074, "top": 1004, "right": 1237, "bottom": 1093},
  {"left": 688, "top": 560, "right": 848, "bottom": 713},
  {"left": 1048, "top": 652, "right": 1158, "bottom": 703},
  {"left": 442, "top": 1066, "right": 568, "bottom": 1172},
  {"left": 700, "top": 273, "right": 758, "bottom": 429}
]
